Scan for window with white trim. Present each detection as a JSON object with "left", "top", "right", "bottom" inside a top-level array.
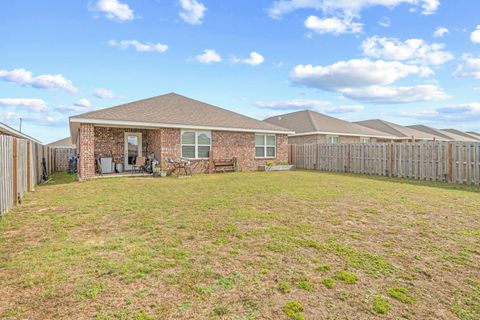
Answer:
[
  {"left": 255, "top": 134, "right": 276, "bottom": 158},
  {"left": 326, "top": 135, "right": 339, "bottom": 144},
  {"left": 181, "top": 130, "right": 211, "bottom": 159},
  {"left": 360, "top": 137, "right": 370, "bottom": 143}
]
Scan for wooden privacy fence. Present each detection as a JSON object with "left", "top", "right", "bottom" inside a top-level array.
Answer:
[
  {"left": 0, "top": 135, "right": 55, "bottom": 217},
  {"left": 53, "top": 147, "right": 76, "bottom": 171},
  {"left": 290, "top": 142, "right": 480, "bottom": 185}
]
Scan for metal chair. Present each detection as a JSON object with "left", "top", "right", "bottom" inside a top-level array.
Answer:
[{"left": 132, "top": 156, "right": 146, "bottom": 173}]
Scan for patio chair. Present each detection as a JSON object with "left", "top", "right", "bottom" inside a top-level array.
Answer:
[
  {"left": 165, "top": 156, "right": 192, "bottom": 177},
  {"left": 132, "top": 156, "right": 146, "bottom": 174}
]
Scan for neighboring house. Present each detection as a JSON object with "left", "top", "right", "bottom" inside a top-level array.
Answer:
[
  {"left": 355, "top": 119, "right": 448, "bottom": 142},
  {"left": 406, "top": 125, "right": 455, "bottom": 141},
  {"left": 440, "top": 129, "right": 480, "bottom": 142},
  {"left": 47, "top": 137, "right": 76, "bottom": 149},
  {"left": 0, "top": 121, "right": 42, "bottom": 144},
  {"left": 69, "top": 93, "right": 292, "bottom": 179},
  {"left": 263, "top": 110, "right": 395, "bottom": 144},
  {"left": 467, "top": 131, "right": 480, "bottom": 139}
]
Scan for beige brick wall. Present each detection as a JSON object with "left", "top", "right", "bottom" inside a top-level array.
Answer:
[{"left": 78, "top": 123, "right": 95, "bottom": 180}]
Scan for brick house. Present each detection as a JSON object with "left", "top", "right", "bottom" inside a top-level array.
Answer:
[
  {"left": 69, "top": 93, "right": 292, "bottom": 179},
  {"left": 264, "top": 110, "right": 396, "bottom": 144}
]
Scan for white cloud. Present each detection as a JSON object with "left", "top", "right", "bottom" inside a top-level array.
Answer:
[
  {"left": 179, "top": 0, "right": 206, "bottom": 25},
  {"left": 378, "top": 17, "right": 391, "bottom": 27},
  {"left": 255, "top": 99, "right": 363, "bottom": 113},
  {"left": 340, "top": 85, "right": 448, "bottom": 104},
  {"left": 0, "top": 68, "right": 78, "bottom": 93},
  {"left": 232, "top": 52, "right": 265, "bottom": 66},
  {"left": 453, "top": 56, "right": 480, "bottom": 79},
  {"left": 93, "top": 88, "right": 122, "bottom": 99},
  {"left": 290, "top": 59, "right": 426, "bottom": 90},
  {"left": 196, "top": 49, "right": 221, "bottom": 64},
  {"left": 290, "top": 59, "right": 447, "bottom": 104},
  {"left": 1, "top": 111, "right": 62, "bottom": 127},
  {"left": 304, "top": 15, "right": 363, "bottom": 34},
  {"left": 433, "top": 27, "right": 449, "bottom": 38},
  {"left": 471, "top": 25, "right": 480, "bottom": 44},
  {"left": 92, "top": 0, "right": 134, "bottom": 22},
  {"left": 268, "top": 0, "right": 440, "bottom": 19},
  {"left": 108, "top": 40, "right": 168, "bottom": 53},
  {"left": 74, "top": 98, "right": 92, "bottom": 108},
  {"left": 397, "top": 103, "right": 480, "bottom": 122},
  {"left": 421, "top": 0, "right": 440, "bottom": 15},
  {"left": 361, "top": 36, "right": 453, "bottom": 65},
  {"left": 0, "top": 98, "right": 48, "bottom": 112}
]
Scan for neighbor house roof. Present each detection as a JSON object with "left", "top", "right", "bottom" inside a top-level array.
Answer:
[
  {"left": 467, "top": 131, "right": 480, "bottom": 139},
  {"left": 0, "top": 122, "right": 42, "bottom": 144},
  {"left": 263, "top": 110, "right": 396, "bottom": 139},
  {"left": 47, "top": 137, "right": 76, "bottom": 148},
  {"left": 406, "top": 125, "right": 454, "bottom": 141},
  {"left": 441, "top": 129, "right": 480, "bottom": 142},
  {"left": 355, "top": 119, "right": 448, "bottom": 141},
  {"left": 70, "top": 93, "right": 292, "bottom": 142}
]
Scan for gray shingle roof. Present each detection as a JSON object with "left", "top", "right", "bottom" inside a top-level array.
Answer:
[
  {"left": 467, "top": 131, "right": 480, "bottom": 139},
  {"left": 263, "top": 110, "right": 395, "bottom": 138},
  {"left": 355, "top": 119, "right": 446, "bottom": 140},
  {"left": 70, "top": 93, "right": 290, "bottom": 133},
  {"left": 406, "top": 125, "right": 453, "bottom": 140},
  {"left": 47, "top": 137, "right": 76, "bottom": 148},
  {"left": 441, "top": 129, "right": 480, "bottom": 142}
]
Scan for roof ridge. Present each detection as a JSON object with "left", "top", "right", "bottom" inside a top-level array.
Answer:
[{"left": 304, "top": 110, "right": 320, "bottom": 131}]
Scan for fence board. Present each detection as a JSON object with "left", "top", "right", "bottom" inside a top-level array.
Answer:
[
  {"left": 0, "top": 134, "right": 56, "bottom": 217},
  {"left": 290, "top": 142, "right": 480, "bottom": 185}
]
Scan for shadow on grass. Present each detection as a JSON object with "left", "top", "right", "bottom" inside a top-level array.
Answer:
[
  {"left": 295, "top": 169, "right": 480, "bottom": 194},
  {"left": 42, "top": 172, "right": 79, "bottom": 186}
]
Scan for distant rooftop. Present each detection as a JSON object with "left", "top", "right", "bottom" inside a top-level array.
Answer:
[
  {"left": 264, "top": 110, "right": 395, "bottom": 138},
  {"left": 355, "top": 119, "right": 448, "bottom": 141}
]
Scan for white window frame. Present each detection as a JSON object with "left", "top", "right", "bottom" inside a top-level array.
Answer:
[
  {"left": 255, "top": 134, "right": 276, "bottom": 158},
  {"left": 360, "top": 137, "right": 370, "bottom": 144},
  {"left": 181, "top": 130, "right": 211, "bottom": 159},
  {"left": 326, "top": 135, "right": 340, "bottom": 144}
]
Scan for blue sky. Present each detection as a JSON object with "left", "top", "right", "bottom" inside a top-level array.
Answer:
[{"left": 1, "top": 0, "right": 479, "bottom": 143}]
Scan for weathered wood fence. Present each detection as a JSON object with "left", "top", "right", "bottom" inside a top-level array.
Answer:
[
  {"left": 0, "top": 135, "right": 57, "bottom": 217},
  {"left": 290, "top": 142, "right": 480, "bottom": 185},
  {"left": 53, "top": 147, "right": 76, "bottom": 171}
]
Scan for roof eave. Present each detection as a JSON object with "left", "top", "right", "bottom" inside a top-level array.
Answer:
[
  {"left": 288, "top": 131, "right": 397, "bottom": 139},
  {"left": 69, "top": 117, "right": 294, "bottom": 135}
]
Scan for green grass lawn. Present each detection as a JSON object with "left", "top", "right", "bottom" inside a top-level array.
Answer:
[{"left": 0, "top": 171, "right": 479, "bottom": 320}]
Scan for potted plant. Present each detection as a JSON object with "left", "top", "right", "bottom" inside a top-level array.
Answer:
[{"left": 153, "top": 166, "right": 168, "bottom": 177}]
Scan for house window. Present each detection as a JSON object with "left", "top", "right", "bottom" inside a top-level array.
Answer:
[
  {"left": 360, "top": 137, "right": 370, "bottom": 143},
  {"left": 255, "top": 134, "right": 276, "bottom": 158},
  {"left": 326, "top": 135, "right": 340, "bottom": 144},
  {"left": 181, "top": 130, "right": 211, "bottom": 159}
]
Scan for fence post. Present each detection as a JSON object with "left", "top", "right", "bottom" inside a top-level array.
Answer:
[
  {"left": 12, "top": 138, "right": 18, "bottom": 206},
  {"left": 447, "top": 142, "right": 453, "bottom": 183},
  {"left": 388, "top": 143, "right": 393, "bottom": 177},
  {"left": 27, "top": 141, "right": 32, "bottom": 191}
]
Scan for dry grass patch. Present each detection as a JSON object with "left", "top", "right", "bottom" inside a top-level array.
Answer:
[{"left": 0, "top": 171, "right": 479, "bottom": 319}]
